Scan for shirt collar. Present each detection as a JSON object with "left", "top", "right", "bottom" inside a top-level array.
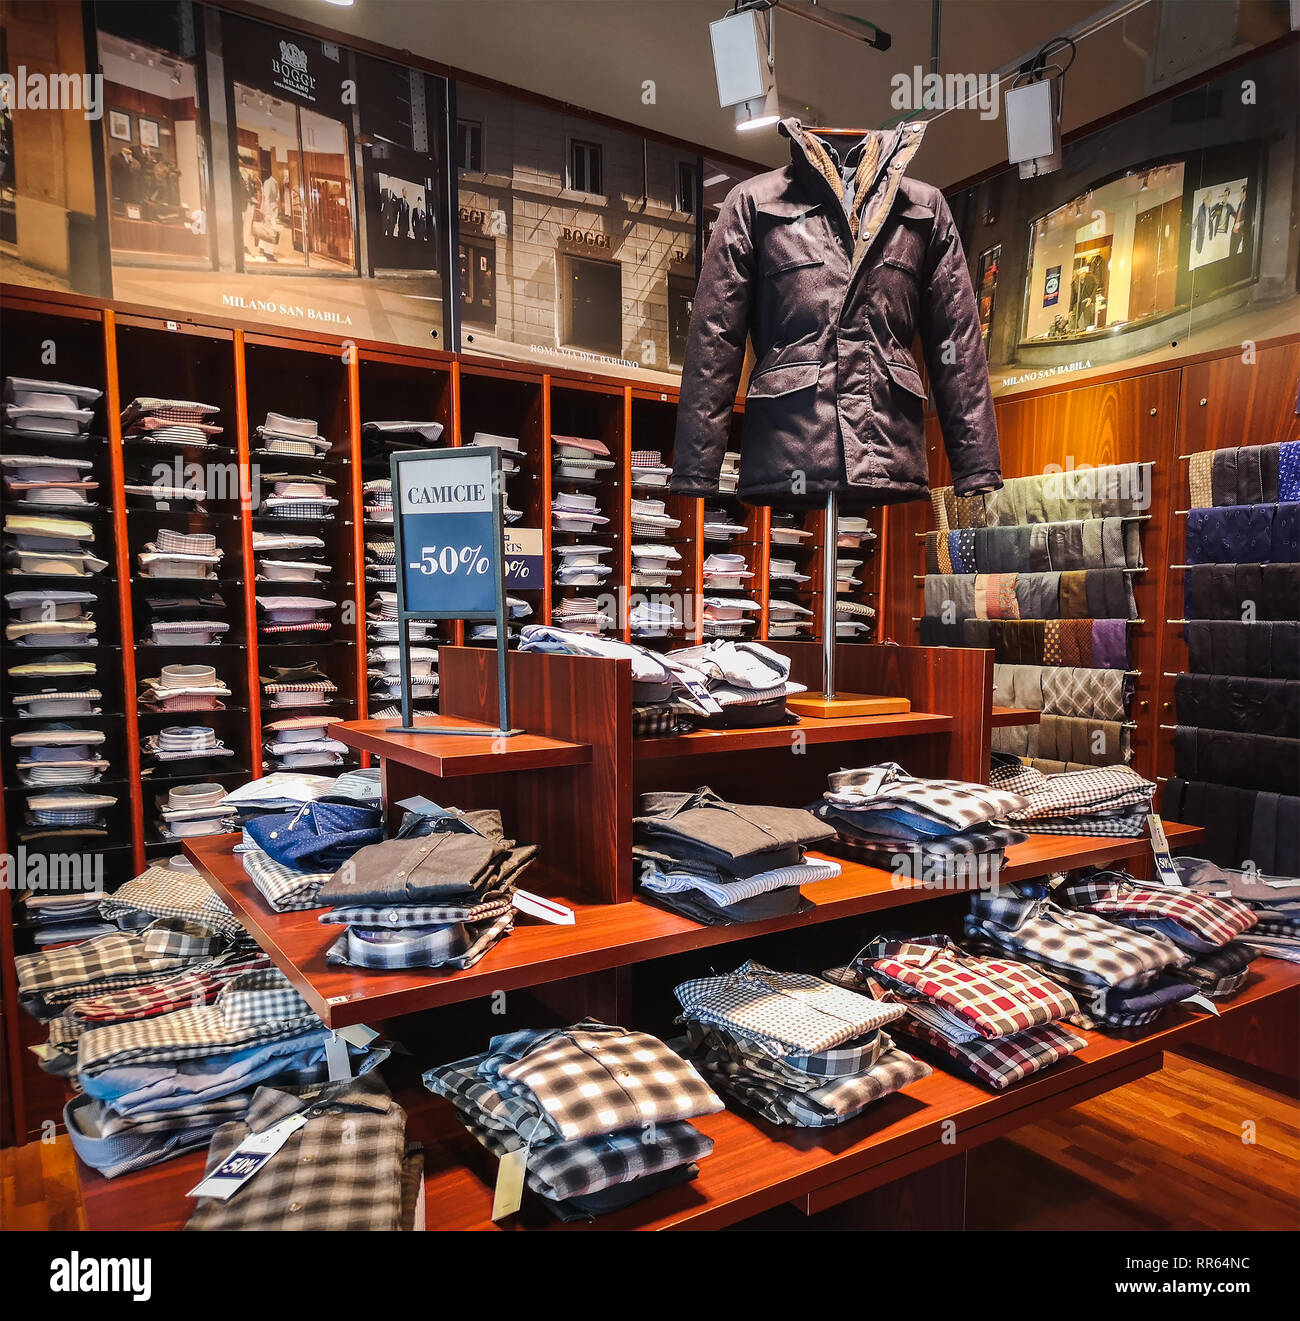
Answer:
[{"left": 243, "top": 1075, "right": 394, "bottom": 1133}]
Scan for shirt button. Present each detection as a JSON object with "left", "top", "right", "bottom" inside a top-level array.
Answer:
[
  {"left": 289, "top": 1202, "right": 303, "bottom": 1212},
  {"left": 301, "top": 1154, "right": 315, "bottom": 1163}
]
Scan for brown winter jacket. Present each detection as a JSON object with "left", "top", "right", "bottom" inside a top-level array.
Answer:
[{"left": 671, "top": 118, "right": 1001, "bottom": 509}]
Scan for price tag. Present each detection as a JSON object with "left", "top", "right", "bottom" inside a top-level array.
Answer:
[
  {"left": 491, "top": 1146, "right": 528, "bottom": 1221},
  {"left": 1147, "top": 814, "right": 1181, "bottom": 887},
  {"left": 512, "top": 889, "right": 576, "bottom": 925},
  {"left": 325, "top": 1032, "right": 352, "bottom": 1081},
  {"left": 1182, "top": 993, "right": 1221, "bottom": 1017},
  {"left": 188, "top": 1114, "right": 308, "bottom": 1201},
  {"left": 337, "top": 1023, "right": 378, "bottom": 1049}
]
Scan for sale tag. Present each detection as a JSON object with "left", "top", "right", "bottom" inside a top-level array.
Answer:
[
  {"left": 1147, "top": 814, "right": 1181, "bottom": 887},
  {"left": 188, "top": 1114, "right": 308, "bottom": 1200},
  {"left": 504, "top": 527, "right": 544, "bottom": 589},
  {"left": 1182, "top": 993, "right": 1221, "bottom": 1017},
  {"left": 512, "top": 889, "right": 576, "bottom": 925},
  {"left": 491, "top": 1146, "right": 528, "bottom": 1221},
  {"left": 325, "top": 1032, "right": 352, "bottom": 1081}
]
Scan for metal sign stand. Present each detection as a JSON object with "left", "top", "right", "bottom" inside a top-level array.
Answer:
[{"left": 388, "top": 445, "right": 520, "bottom": 737}]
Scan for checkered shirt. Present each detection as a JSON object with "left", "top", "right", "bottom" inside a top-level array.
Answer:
[
  {"left": 493, "top": 1022, "right": 723, "bottom": 1141},
  {"left": 241, "top": 848, "right": 331, "bottom": 912},
  {"left": 895, "top": 1014, "right": 1086, "bottom": 1090},
  {"left": 1014, "top": 809, "right": 1150, "bottom": 838},
  {"left": 187, "top": 1075, "right": 412, "bottom": 1232},
  {"left": 62, "top": 952, "right": 274, "bottom": 1024},
  {"left": 100, "top": 863, "right": 244, "bottom": 938},
  {"left": 991, "top": 759, "right": 1155, "bottom": 822},
  {"left": 1060, "top": 869, "right": 1256, "bottom": 947},
  {"left": 323, "top": 909, "right": 513, "bottom": 970},
  {"left": 425, "top": 1055, "right": 714, "bottom": 1202},
  {"left": 682, "top": 1020, "right": 897, "bottom": 1088},
  {"left": 859, "top": 935, "right": 1079, "bottom": 1038},
  {"left": 693, "top": 1046, "right": 930, "bottom": 1127},
  {"left": 632, "top": 704, "right": 683, "bottom": 738},
  {"left": 825, "top": 763, "right": 1028, "bottom": 829},
  {"left": 674, "top": 960, "right": 900, "bottom": 1058},
  {"left": 317, "top": 892, "right": 515, "bottom": 927}
]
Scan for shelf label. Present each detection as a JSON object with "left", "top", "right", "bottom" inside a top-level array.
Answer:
[{"left": 504, "top": 527, "right": 543, "bottom": 589}]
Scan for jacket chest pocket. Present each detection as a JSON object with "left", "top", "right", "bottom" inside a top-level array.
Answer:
[{"left": 755, "top": 203, "right": 829, "bottom": 281}]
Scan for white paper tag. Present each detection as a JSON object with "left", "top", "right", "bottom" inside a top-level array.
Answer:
[
  {"left": 491, "top": 1146, "right": 528, "bottom": 1221},
  {"left": 512, "top": 889, "right": 576, "bottom": 925},
  {"left": 188, "top": 1113, "right": 308, "bottom": 1201},
  {"left": 325, "top": 1032, "right": 352, "bottom": 1080},
  {"left": 1147, "top": 814, "right": 1181, "bottom": 887},
  {"left": 1183, "top": 992, "right": 1221, "bottom": 1016},
  {"left": 337, "top": 1023, "right": 378, "bottom": 1049},
  {"left": 1266, "top": 878, "right": 1300, "bottom": 889}
]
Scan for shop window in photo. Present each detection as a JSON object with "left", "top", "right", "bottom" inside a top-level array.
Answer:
[
  {"left": 459, "top": 234, "right": 497, "bottom": 328},
  {"left": 677, "top": 161, "right": 698, "bottom": 217},
  {"left": 569, "top": 138, "right": 604, "bottom": 196},
  {"left": 458, "top": 119, "right": 484, "bottom": 174},
  {"left": 97, "top": 27, "right": 212, "bottom": 267},
  {"left": 562, "top": 252, "right": 621, "bottom": 355}
]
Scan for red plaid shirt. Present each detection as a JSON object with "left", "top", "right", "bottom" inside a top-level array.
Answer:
[
  {"left": 65, "top": 952, "right": 271, "bottom": 1024},
  {"left": 1061, "top": 870, "right": 1256, "bottom": 947}
]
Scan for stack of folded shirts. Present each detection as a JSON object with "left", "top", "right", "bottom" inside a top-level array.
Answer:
[
  {"left": 770, "top": 514, "right": 813, "bottom": 547},
  {"left": 965, "top": 880, "right": 1196, "bottom": 1028},
  {"left": 156, "top": 782, "right": 235, "bottom": 840},
  {"left": 222, "top": 769, "right": 377, "bottom": 831},
  {"left": 256, "top": 594, "right": 334, "bottom": 635},
  {"left": 470, "top": 433, "right": 523, "bottom": 523},
  {"left": 633, "top": 786, "right": 834, "bottom": 924},
  {"left": 149, "top": 618, "right": 229, "bottom": 647},
  {"left": 98, "top": 853, "right": 243, "bottom": 936},
  {"left": 630, "top": 599, "right": 681, "bottom": 638},
  {"left": 631, "top": 497, "right": 681, "bottom": 539},
  {"left": 140, "top": 586, "right": 228, "bottom": 642},
  {"left": 1058, "top": 866, "right": 1257, "bottom": 999},
  {"left": 121, "top": 397, "right": 222, "bottom": 448},
  {"left": 3, "top": 453, "right": 98, "bottom": 507},
  {"left": 251, "top": 411, "right": 327, "bottom": 460},
  {"left": 4, "top": 376, "right": 102, "bottom": 437},
  {"left": 662, "top": 639, "right": 806, "bottom": 729},
  {"left": 1174, "top": 855, "right": 1300, "bottom": 964},
  {"left": 263, "top": 715, "right": 349, "bottom": 772},
  {"left": 141, "top": 725, "right": 234, "bottom": 764},
  {"left": 257, "top": 555, "right": 330, "bottom": 584},
  {"left": 12, "top": 726, "right": 109, "bottom": 787},
  {"left": 990, "top": 754, "right": 1157, "bottom": 837},
  {"left": 10, "top": 680, "right": 102, "bottom": 719},
  {"left": 768, "top": 556, "right": 811, "bottom": 586},
  {"left": 701, "top": 596, "right": 759, "bottom": 637},
  {"left": 467, "top": 598, "right": 532, "bottom": 645},
  {"left": 717, "top": 451, "right": 741, "bottom": 495},
  {"left": 767, "top": 600, "right": 813, "bottom": 638},
  {"left": 424, "top": 1019, "right": 721, "bottom": 1218},
  {"left": 552, "top": 433, "right": 613, "bottom": 483},
  {"left": 825, "top": 935, "right": 1087, "bottom": 1090},
  {"left": 254, "top": 529, "right": 327, "bottom": 562},
  {"left": 631, "top": 449, "right": 672, "bottom": 488},
  {"left": 835, "top": 556, "right": 864, "bottom": 591},
  {"left": 366, "top": 592, "right": 439, "bottom": 643},
  {"left": 314, "top": 805, "right": 535, "bottom": 968},
  {"left": 703, "top": 507, "right": 746, "bottom": 541},
  {"left": 554, "top": 543, "right": 612, "bottom": 587},
  {"left": 259, "top": 472, "right": 338, "bottom": 521},
  {"left": 550, "top": 595, "right": 613, "bottom": 635},
  {"left": 58, "top": 967, "right": 387, "bottom": 1179},
  {"left": 139, "top": 663, "right": 230, "bottom": 711},
  {"left": 363, "top": 478, "right": 394, "bottom": 525},
  {"left": 22, "top": 788, "right": 117, "bottom": 843},
  {"left": 19, "top": 891, "right": 116, "bottom": 945},
  {"left": 368, "top": 644, "right": 439, "bottom": 701},
  {"left": 812, "top": 762, "right": 1029, "bottom": 880},
  {"left": 836, "top": 515, "right": 875, "bottom": 548},
  {"left": 262, "top": 661, "right": 340, "bottom": 711},
  {"left": 360, "top": 419, "right": 443, "bottom": 459},
  {"left": 552, "top": 490, "right": 607, "bottom": 534},
  {"left": 702, "top": 552, "right": 752, "bottom": 591},
  {"left": 365, "top": 537, "right": 396, "bottom": 583},
  {"left": 238, "top": 790, "right": 384, "bottom": 913},
  {"left": 138, "top": 529, "right": 224, "bottom": 580},
  {"left": 674, "top": 961, "right": 929, "bottom": 1125},
  {"left": 5, "top": 589, "right": 98, "bottom": 647},
  {"left": 835, "top": 598, "right": 876, "bottom": 638},
  {"left": 630, "top": 542, "right": 681, "bottom": 588}
]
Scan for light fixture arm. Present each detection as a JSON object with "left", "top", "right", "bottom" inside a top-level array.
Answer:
[{"left": 732, "top": 0, "right": 892, "bottom": 52}]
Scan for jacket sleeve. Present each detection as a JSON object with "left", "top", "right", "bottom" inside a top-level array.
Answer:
[
  {"left": 670, "top": 186, "right": 756, "bottom": 497},
  {"left": 918, "top": 192, "right": 1002, "bottom": 496}
]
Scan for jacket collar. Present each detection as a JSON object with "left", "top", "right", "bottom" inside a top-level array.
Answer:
[{"left": 779, "top": 117, "right": 928, "bottom": 279}]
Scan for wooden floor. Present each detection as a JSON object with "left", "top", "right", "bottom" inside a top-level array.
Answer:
[
  {"left": 968, "top": 1055, "right": 1300, "bottom": 1230},
  {"left": 1, "top": 1056, "right": 1295, "bottom": 1231}
]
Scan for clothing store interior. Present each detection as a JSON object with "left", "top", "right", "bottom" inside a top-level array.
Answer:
[{"left": 0, "top": 0, "right": 1297, "bottom": 1259}]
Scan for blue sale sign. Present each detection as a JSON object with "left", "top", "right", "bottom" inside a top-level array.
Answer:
[{"left": 396, "top": 452, "right": 500, "bottom": 616}]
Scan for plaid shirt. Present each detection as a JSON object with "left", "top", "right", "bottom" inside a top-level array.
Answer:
[
  {"left": 968, "top": 886, "right": 1187, "bottom": 990},
  {"left": 77, "top": 969, "right": 319, "bottom": 1073},
  {"left": 991, "top": 757, "right": 1155, "bottom": 823},
  {"left": 825, "top": 763, "right": 1028, "bottom": 830},
  {"left": 324, "top": 909, "right": 513, "bottom": 970},
  {"left": 425, "top": 1052, "right": 714, "bottom": 1203},
  {"left": 894, "top": 1014, "right": 1085, "bottom": 1090},
  {"left": 490, "top": 1022, "right": 723, "bottom": 1141},
  {"left": 693, "top": 1046, "right": 930, "bottom": 1127},
  {"left": 682, "top": 1020, "right": 896, "bottom": 1087},
  {"left": 1173, "top": 941, "right": 1255, "bottom": 998},
  {"left": 59, "top": 951, "right": 273, "bottom": 1026},
  {"left": 241, "top": 848, "right": 331, "bottom": 912},
  {"left": 857, "top": 935, "right": 1079, "bottom": 1038},
  {"left": 674, "top": 960, "right": 900, "bottom": 1058},
  {"left": 317, "top": 892, "right": 515, "bottom": 927},
  {"left": 100, "top": 863, "right": 244, "bottom": 938},
  {"left": 187, "top": 1076, "right": 414, "bottom": 1232},
  {"left": 1060, "top": 869, "right": 1257, "bottom": 948}
]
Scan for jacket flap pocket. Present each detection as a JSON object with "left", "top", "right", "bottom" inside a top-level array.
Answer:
[
  {"left": 886, "top": 358, "right": 927, "bottom": 399},
  {"left": 771, "top": 255, "right": 824, "bottom": 274},
  {"left": 757, "top": 200, "right": 823, "bottom": 221},
  {"left": 748, "top": 361, "right": 820, "bottom": 399}
]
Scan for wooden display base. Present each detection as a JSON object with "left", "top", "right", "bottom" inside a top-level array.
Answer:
[{"left": 787, "top": 692, "right": 912, "bottom": 719}]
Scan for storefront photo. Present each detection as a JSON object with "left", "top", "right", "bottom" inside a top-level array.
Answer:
[{"left": 0, "top": 0, "right": 1296, "bottom": 1275}]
